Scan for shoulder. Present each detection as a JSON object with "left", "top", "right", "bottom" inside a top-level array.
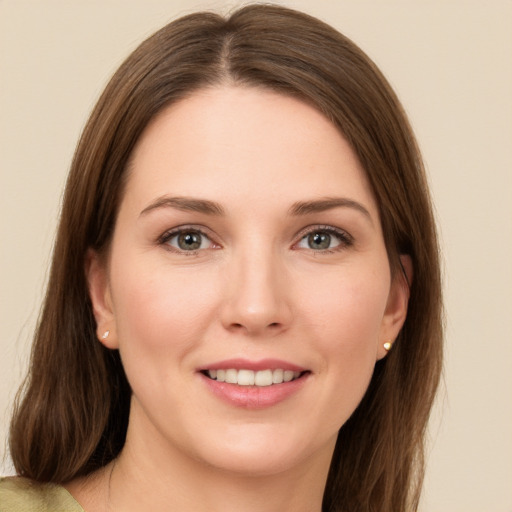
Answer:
[{"left": 0, "top": 477, "right": 85, "bottom": 512}]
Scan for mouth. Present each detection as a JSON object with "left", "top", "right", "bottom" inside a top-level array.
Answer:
[
  {"left": 201, "top": 368, "right": 308, "bottom": 387},
  {"left": 198, "top": 359, "right": 310, "bottom": 408}
]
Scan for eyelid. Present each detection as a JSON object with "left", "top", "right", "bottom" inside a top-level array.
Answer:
[
  {"left": 292, "top": 224, "right": 354, "bottom": 251},
  {"left": 158, "top": 224, "right": 220, "bottom": 252},
  {"left": 157, "top": 223, "right": 352, "bottom": 254}
]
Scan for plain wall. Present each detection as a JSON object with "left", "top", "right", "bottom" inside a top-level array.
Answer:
[{"left": 1, "top": 1, "right": 511, "bottom": 510}]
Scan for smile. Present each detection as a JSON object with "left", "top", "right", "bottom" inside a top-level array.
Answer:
[
  {"left": 199, "top": 359, "right": 310, "bottom": 408},
  {"left": 204, "top": 368, "right": 302, "bottom": 386}
]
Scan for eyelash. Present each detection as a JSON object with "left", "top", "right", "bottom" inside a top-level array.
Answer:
[
  {"left": 158, "top": 225, "right": 217, "bottom": 255},
  {"left": 294, "top": 225, "right": 354, "bottom": 254},
  {"left": 158, "top": 224, "right": 353, "bottom": 255}
]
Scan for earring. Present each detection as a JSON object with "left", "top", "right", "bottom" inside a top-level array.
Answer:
[
  {"left": 102, "top": 330, "right": 110, "bottom": 340},
  {"left": 383, "top": 341, "right": 393, "bottom": 351}
]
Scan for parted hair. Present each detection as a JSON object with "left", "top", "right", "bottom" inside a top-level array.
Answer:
[{"left": 9, "top": 5, "right": 443, "bottom": 512}]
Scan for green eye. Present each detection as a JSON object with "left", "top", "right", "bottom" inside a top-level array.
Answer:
[
  {"left": 165, "top": 230, "right": 211, "bottom": 251},
  {"left": 296, "top": 227, "right": 351, "bottom": 252},
  {"left": 177, "top": 231, "right": 203, "bottom": 250},
  {"left": 307, "top": 232, "right": 333, "bottom": 250}
]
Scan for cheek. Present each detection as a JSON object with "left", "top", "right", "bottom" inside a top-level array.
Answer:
[
  {"left": 296, "top": 265, "right": 389, "bottom": 411},
  {"left": 299, "top": 264, "right": 390, "bottom": 346},
  {"left": 109, "top": 256, "right": 220, "bottom": 356}
]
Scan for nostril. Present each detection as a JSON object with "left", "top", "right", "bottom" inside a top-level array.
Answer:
[{"left": 229, "top": 321, "right": 281, "bottom": 332}]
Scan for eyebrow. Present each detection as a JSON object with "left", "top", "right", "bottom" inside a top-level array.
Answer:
[
  {"left": 289, "top": 197, "right": 372, "bottom": 222},
  {"left": 140, "top": 196, "right": 225, "bottom": 217},
  {"left": 139, "top": 195, "right": 372, "bottom": 222}
]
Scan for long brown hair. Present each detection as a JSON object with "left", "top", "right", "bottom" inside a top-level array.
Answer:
[{"left": 9, "top": 5, "right": 443, "bottom": 511}]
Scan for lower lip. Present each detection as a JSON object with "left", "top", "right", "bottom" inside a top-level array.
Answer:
[{"left": 200, "top": 373, "right": 309, "bottom": 409}]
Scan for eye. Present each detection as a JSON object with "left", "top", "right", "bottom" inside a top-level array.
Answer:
[
  {"left": 161, "top": 228, "right": 214, "bottom": 252},
  {"left": 295, "top": 227, "right": 352, "bottom": 252}
]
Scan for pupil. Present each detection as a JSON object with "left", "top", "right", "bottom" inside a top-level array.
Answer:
[
  {"left": 178, "top": 232, "right": 201, "bottom": 250},
  {"left": 309, "top": 232, "right": 330, "bottom": 250}
]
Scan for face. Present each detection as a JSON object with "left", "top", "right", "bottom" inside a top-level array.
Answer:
[{"left": 88, "top": 86, "right": 409, "bottom": 477}]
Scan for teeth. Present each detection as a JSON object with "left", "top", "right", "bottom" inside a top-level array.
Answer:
[
  {"left": 206, "top": 368, "right": 301, "bottom": 386},
  {"left": 254, "top": 369, "right": 273, "bottom": 387},
  {"left": 284, "top": 370, "right": 295, "bottom": 382},
  {"left": 225, "top": 369, "right": 238, "bottom": 384},
  {"left": 272, "top": 368, "right": 284, "bottom": 384},
  {"left": 238, "top": 369, "right": 255, "bottom": 386}
]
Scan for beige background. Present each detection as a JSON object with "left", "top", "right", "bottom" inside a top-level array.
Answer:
[{"left": 1, "top": 1, "right": 511, "bottom": 510}]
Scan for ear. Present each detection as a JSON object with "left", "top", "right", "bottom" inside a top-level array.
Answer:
[
  {"left": 376, "top": 254, "right": 413, "bottom": 360},
  {"left": 85, "top": 249, "right": 119, "bottom": 349}
]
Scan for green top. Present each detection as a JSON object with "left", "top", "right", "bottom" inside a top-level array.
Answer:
[{"left": 0, "top": 477, "right": 84, "bottom": 512}]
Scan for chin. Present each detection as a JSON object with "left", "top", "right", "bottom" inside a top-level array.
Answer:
[{"left": 186, "top": 423, "right": 336, "bottom": 478}]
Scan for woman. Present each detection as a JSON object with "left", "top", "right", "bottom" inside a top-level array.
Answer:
[{"left": 1, "top": 4, "right": 442, "bottom": 511}]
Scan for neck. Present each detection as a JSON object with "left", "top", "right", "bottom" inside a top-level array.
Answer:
[
  {"left": 67, "top": 403, "right": 335, "bottom": 512},
  {"left": 108, "top": 432, "right": 331, "bottom": 512}
]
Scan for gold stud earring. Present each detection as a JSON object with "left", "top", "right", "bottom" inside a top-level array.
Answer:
[
  {"left": 383, "top": 341, "right": 393, "bottom": 351},
  {"left": 102, "top": 330, "right": 110, "bottom": 340}
]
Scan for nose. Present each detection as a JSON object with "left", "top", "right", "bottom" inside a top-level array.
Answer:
[{"left": 220, "top": 248, "right": 293, "bottom": 337}]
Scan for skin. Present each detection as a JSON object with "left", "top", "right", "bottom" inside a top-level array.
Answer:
[{"left": 71, "top": 86, "right": 410, "bottom": 512}]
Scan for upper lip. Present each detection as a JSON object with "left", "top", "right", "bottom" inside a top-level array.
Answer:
[{"left": 199, "top": 358, "right": 307, "bottom": 372}]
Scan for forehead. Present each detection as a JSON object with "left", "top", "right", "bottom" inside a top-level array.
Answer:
[{"left": 124, "top": 86, "right": 378, "bottom": 216}]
